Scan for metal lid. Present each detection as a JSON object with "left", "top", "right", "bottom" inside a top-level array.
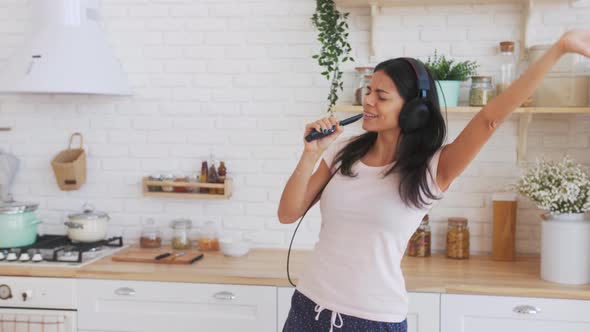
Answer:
[
  {"left": 448, "top": 217, "right": 468, "bottom": 226},
  {"left": 471, "top": 76, "right": 492, "bottom": 82},
  {"left": 0, "top": 200, "right": 39, "bottom": 214},
  {"left": 170, "top": 219, "right": 192, "bottom": 229},
  {"left": 68, "top": 203, "right": 109, "bottom": 220}
]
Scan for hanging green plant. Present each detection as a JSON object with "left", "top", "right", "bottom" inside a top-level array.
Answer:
[{"left": 311, "top": 0, "right": 354, "bottom": 112}]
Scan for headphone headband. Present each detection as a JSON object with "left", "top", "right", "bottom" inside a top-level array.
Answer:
[{"left": 400, "top": 57, "right": 430, "bottom": 98}]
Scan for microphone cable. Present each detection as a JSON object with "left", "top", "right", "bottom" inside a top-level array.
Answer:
[{"left": 287, "top": 164, "right": 342, "bottom": 287}]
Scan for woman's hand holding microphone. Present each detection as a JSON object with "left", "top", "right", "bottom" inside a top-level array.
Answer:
[{"left": 303, "top": 115, "right": 343, "bottom": 154}]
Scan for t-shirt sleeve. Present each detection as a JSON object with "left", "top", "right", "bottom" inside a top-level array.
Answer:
[
  {"left": 321, "top": 138, "right": 348, "bottom": 173},
  {"left": 426, "top": 145, "right": 449, "bottom": 197}
]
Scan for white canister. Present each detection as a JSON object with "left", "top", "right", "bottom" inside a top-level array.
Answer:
[{"left": 540, "top": 213, "right": 590, "bottom": 285}]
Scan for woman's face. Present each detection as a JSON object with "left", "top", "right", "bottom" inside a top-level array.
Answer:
[{"left": 362, "top": 70, "right": 405, "bottom": 133}]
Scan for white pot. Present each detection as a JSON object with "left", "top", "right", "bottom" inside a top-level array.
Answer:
[
  {"left": 541, "top": 212, "right": 590, "bottom": 285},
  {"left": 64, "top": 204, "right": 110, "bottom": 243}
]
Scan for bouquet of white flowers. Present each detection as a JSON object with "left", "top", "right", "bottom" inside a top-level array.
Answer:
[{"left": 514, "top": 156, "right": 590, "bottom": 214}]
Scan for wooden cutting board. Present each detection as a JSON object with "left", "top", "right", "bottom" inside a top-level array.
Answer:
[{"left": 112, "top": 246, "right": 204, "bottom": 265}]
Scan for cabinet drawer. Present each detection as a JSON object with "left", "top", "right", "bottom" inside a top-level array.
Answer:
[
  {"left": 77, "top": 279, "right": 276, "bottom": 332},
  {"left": 442, "top": 294, "right": 590, "bottom": 332}
]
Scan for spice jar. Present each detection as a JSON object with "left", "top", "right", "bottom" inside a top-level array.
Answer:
[
  {"left": 217, "top": 161, "right": 227, "bottom": 195},
  {"left": 408, "top": 214, "right": 431, "bottom": 257},
  {"left": 174, "top": 175, "right": 189, "bottom": 193},
  {"left": 161, "top": 174, "right": 175, "bottom": 192},
  {"left": 170, "top": 219, "right": 192, "bottom": 250},
  {"left": 469, "top": 76, "right": 495, "bottom": 106},
  {"left": 354, "top": 67, "right": 374, "bottom": 105},
  {"left": 446, "top": 217, "right": 470, "bottom": 259},
  {"left": 197, "top": 221, "right": 219, "bottom": 251},
  {"left": 147, "top": 174, "right": 163, "bottom": 192},
  {"left": 199, "top": 161, "right": 209, "bottom": 193},
  {"left": 139, "top": 218, "right": 162, "bottom": 248}
]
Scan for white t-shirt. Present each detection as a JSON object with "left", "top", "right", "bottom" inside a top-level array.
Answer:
[{"left": 296, "top": 137, "right": 446, "bottom": 323}]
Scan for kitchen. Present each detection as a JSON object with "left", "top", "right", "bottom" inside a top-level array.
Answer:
[{"left": 1, "top": 0, "right": 590, "bottom": 331}]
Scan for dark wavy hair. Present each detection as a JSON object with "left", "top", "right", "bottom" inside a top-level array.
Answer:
[{"left": 331, "top": 58, "right": 447, "bottom": 209}]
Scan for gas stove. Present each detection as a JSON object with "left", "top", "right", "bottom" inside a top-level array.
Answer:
[{"left": 0, "top": 235, "right": 126, "bottom": 267}]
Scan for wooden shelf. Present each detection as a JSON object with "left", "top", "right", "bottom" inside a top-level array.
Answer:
[
  {"left": 333, "top": 105, "right": 590, "bottom": 114},
  {"left": 332, "top": 105, "right": 590, "bottom": 165},
  {"left": 142, "top": 177, "right": 232, "bottom": 200}
]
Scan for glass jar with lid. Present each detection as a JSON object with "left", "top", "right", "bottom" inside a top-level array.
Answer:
[
  {"left": 140, "top": 218, "right": 162, "bottom": 249},
  {"left": 408, "top": 214, "right": 431, "bottom": 257},
  {"left": 170, "top": 219, "right": 192, "bottom": 250},
  {"left": 197, "top": 220, "right": 220, "bottom": 251},
  {"left": 497, "top": 41, "right": 516, "bottom": 96},
  {"left": 446, "top": 217, "right": 470, "bottom": 259},
  {"left": 469, "top": 76, "right": 495, "bottom": 106},
  {"left": 354, "top": 67, "right": 374, "bottom": 106}
]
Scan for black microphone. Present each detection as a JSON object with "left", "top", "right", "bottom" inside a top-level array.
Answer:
[{"left": 305, "top": 113, "right": 363, "bottom": 142}]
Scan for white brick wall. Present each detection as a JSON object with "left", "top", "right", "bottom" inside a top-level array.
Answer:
[{"left": 0, "top": 0, "right": 589, "bottom": 255}]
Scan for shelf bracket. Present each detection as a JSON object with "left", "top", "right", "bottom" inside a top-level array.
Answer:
[
  {"left": 517, "top": 113, "right": 533, "bottom": 166},
  {"left": 369, "top": 1, "right": 380, "bottom": 59}
]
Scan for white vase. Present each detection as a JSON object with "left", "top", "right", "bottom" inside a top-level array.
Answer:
[{"left": 540, "top": 212, "right": 590, "bottom": 285}]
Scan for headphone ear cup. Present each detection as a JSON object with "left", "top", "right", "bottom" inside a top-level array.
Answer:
[{"left": 399, "top": 98, "right": 431, "bottom": 132}]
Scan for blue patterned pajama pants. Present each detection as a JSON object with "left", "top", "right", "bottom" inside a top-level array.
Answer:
[{"left": 283, "top": 290, "right": 408, "bottom": 332}]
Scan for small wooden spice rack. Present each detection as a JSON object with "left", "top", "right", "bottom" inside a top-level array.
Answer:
[{"left": 142, "top": 177, "right": 232, "bottom": 200}]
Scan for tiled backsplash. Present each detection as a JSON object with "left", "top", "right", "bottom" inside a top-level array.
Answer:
[{"left": 0, "top": 0, "right": 589, "bottom": 253}]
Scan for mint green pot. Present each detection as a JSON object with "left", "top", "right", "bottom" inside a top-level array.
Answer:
[
  {"left": 435, "top": 80, "right": 461, "bottom": 108},
  {"left": 0, "top": 212, "right": 41, "bottom": 248}
]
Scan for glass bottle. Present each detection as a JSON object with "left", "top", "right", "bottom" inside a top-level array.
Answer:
[
  {"left": 140, "top": 218, "right": 162, "bottom": 249},
  {"left": 446, "top": 217, "right": 470, "bottom": 259},
  {"left": 217, "top": 161, "right": 227, "bottom": 195},
  {"left": 497, "top": 41, "right": 516, "bottom": 96},
  {"left": 208, "top": 155, "right": 218, "bottom": 195},
  {"left": 408, "top": 214, "right": 431, "bottom": 257},
  {"left": 353, "top": 66, "right": 374, "bottom": 105},
  {"left": 199, "top": 161, "right": 208, "bottom": 193},
  {"left": 469, "top": 76, "right": 495, "bottom": 106},
  {"left": 170, "top": 219, "right": 192, "bottom": 250}
]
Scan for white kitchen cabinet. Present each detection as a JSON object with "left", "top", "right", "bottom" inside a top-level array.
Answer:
[
  {"left": 441, "top": 293, "right": 590, "bottom": 332},
  {"left": 277, "top": 287, "right": 294, "bottom": 331},
  {"left": 76, "top": 279, "right": 276, "bottom": 332},
  {"left": 277, "top": 287, "right": 439, "bottom": 332}
]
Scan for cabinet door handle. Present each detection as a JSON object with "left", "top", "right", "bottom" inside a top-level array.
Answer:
[
  {"left": 213, "top": 291, "right": 236, "bottom": 301},
  {"left": 513, "top": 305, "right": 541, "bottom": 315},
  {"left": 115, "top": 287, "right": 137, "bottom": 296}
]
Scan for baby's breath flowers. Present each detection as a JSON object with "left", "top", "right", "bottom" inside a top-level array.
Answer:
[{"left": 514, "top": 156, "right": 590, "bottom": 214}]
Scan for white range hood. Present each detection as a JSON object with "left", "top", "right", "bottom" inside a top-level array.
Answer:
[{"left": 0, "top": 0, "right": 131, "bottom": 95}]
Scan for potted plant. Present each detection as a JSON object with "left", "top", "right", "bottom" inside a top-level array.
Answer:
[
  {"left": 514, "top": 156, "right": 590, "bottom": 285},
  {"left": 424, "top": 51, "right": 478, "bottom": 108},
  {"left": 311, "top": 0, "right": 354, "bottom": 112}
]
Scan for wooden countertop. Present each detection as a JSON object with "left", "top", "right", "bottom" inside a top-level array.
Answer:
[{"left": 2, "top": 248, "right": 590, "bottom": 300}]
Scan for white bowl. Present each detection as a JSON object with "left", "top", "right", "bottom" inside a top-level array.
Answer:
[{"left": 220, "top": 238, "right": 250, "bottom": 257}]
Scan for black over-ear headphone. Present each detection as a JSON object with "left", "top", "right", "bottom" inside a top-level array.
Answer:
[{"left": 397, "top": 57, "right": 432, "bottom": 133}]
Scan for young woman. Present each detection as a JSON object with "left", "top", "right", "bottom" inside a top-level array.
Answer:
[{"left": 278, "top": 30, "right": 590, "bottom": 332}]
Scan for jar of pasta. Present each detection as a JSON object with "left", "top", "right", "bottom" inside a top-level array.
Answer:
[
  {"left": 469, "top": 76, "right": 495, "bottom": 106},
  {"left": 408, "top": 214, "right": 431, "bottom": 257},
  {"left": 446, "top": 217, "right": 470, "bottom": 259}
]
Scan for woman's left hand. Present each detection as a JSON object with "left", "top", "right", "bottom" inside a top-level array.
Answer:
[{"left": 560, "top": 29, "right": 590, "bottom": 57}]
